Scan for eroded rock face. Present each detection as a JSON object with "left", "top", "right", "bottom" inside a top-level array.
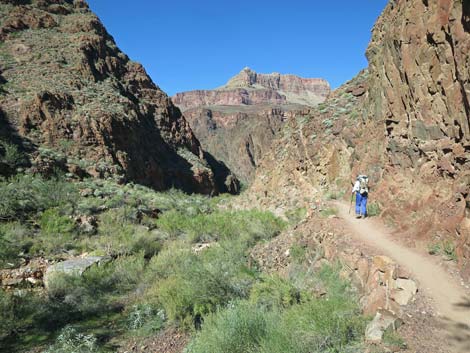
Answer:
[
  {"left": 365, "top": 0, "right": 470, "bottom": 278},
  {"left": 0, "top": 0, "right": 235, "bottom": 194},
  {"left": 250, "top": 0, "right": 470, "bottom": 280},
  {"left": 172, "top": 68, "right": 330, "bottom": 183}
]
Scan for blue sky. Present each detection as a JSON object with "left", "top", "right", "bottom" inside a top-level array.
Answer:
[{"left": 87, "top": 1, "right": 389, "bottom": 96}]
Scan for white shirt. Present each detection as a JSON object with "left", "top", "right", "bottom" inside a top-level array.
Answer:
[{"left": 352, "top": 180, "right": 361, "bottom": 193}]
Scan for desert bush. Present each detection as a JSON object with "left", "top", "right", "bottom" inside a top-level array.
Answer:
[
  {"left": 127, "top": 303, "right": 165, "bottom": 336},
  {"left": 367, "top": 202, "right": 381, "bottom": 217},
  {"left": 325, "top": 190, "right": 345, "bottom": 200},
  {"left": 29, "top": 208, "right": 77, "bottom": 255},
  {"left": 156, "top": 209, "right": 285, "bottom": 245},
  {"left": 289, "top": 243, "right": 307, "bottom": 264},
  {"left": 0, "top": 229, "right": 17, "bottom": 266},
  {"left": 0, "top": 140, "right": 27, "bottom": 170},
  {"left": 44, "top": 326, "right": 99, "bottom": 353},
  {"left": 284, "top": 207, "right": 307, "bottom": 225},
  {"left": 187, "top": 265, "right": 365, "bottom": 353},
  {"left": 427, "top": 239, "right": 457, "bottom": 261},
  {"left": 145, "top": 237, "right": 255, "bottom": 329},
  {"left": 0, "top": 175, "right": 78, "bottom": 220},
  {"left": 186, "top": 301, "right": 270, "bottom": 353},
  {"left": 249, "top": 275, "right": 301, "bottom": 310},
  {"left": 83, "top": 208, "right": 162, "bottom": 257},
  {"left": 259, "top": 296, "right": 364, "bottom": 353},
  {"left": 320, "top": 207, "right": 338, "bottom": 218},
  {"left": 0, "top": 289, "right": 43, "bottom": 340},
  {"left": 47, "top": 254, "right": 145, "bottom": 319}
]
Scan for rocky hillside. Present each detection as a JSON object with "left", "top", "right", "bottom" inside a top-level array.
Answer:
[
  {"left": 251, "top": 0, "right": 470, "bottom": 280},
  {"left": 172, "top": 68, "right": 330, "bottom": 183},
  {"left": 0, "top": 0, "right": 237, "bottom": 194}
]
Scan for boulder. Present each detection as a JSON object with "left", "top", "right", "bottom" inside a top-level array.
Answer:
[
  {"left": 44, "top": 256, "right": 109, "bottom": 289},
  {"left": 365, "top": 310, "right": 403, "bottom": 343},
  {"left": 391, "top": 278, "right": 418, "bottom": 306}
]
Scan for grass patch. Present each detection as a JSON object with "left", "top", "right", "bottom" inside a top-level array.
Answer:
[
  {"left": 320, "top": 207, "right": 338, "bottom": 218},
  {"left": 289, "top": 243, "right": 307, "bottom": 264},
  {"left": 427, "top": 239, "right": 457, "bottom": 261},
  {"left": 285, "top": 207, "right": 307, "bottom": 225},
  {"left": 383, "top": 329, "right": 407, "bottom": 350},
  {"left": 367, "top": 202, "right": 381, "bottom": 217},
  {"left": 156, "top": 209, "right": 286, "bottom": 244},
  {"left": 325, "top": 190, "right": 345, "bottom": 200}
]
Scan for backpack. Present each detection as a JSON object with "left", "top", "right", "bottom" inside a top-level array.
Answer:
[{"left": 357, "top": 175, "right": 369, "bottom": 194}]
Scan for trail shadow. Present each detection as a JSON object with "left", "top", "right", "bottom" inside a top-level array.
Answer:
[
  {"left": 438, "top": 314, "right": 470, "bottom": 353},
  {"left": 454, "top": 296, "right": 470, "bottom": 309}
]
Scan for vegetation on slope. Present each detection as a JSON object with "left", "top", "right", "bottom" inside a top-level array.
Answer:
[{"left": 0, "top": 140, "right": 367, "bottom": 353}]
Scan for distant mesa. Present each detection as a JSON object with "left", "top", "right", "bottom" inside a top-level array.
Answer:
[{"left": 172, "top": 67, "right": 331, "bottom": 112}]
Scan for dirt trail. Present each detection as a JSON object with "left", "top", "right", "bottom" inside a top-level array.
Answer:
[{"left": 335, "top": 201, "right": 470, "bottom": 352}]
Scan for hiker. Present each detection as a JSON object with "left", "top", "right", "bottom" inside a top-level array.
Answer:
[{"left": 352, "top": 174, "right": 368, "bottom": 218}]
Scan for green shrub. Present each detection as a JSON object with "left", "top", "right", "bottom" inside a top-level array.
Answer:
[
  {"left": 249, "top": 275, "right": 301, "bottom": 310},
  {"left": 442, "top": 240, "right": 457, "bottom": 261},
  {"left": 325, "top": 190, "right": 345, "bottom": 200},
  {"left": 320, "top": 207, "right": 337, "bottom": 218},
  {"left": 187, "top": 294, "right": 365, "bottom": 353},
  {"left": 289, "top": 243, "right": 307, "bottom": 264},
  {"left": 126, "top": 303, "right": 165, "bottom": 337},
  {"left": 383, "top": 329, "right": 407, "bottom": 350},
  {"left": 0, "top": 175, "right": 78, "bottom": 220},
  {"left": 367, "top": 202, "right": 381, "bottom": 217},
  {"left": 427, "top": 240, "right": 457, "bottom": 261},
  {"left": 47, "top": 254, "right": 146, "bottom": 318},
  {"left": 0, "top": 289, "right": 43, "bottom": 340},
  {"left": 0, "top": 140, "right": 27, "bottom": 170},
  {"left": 156, "top": 209, "right": 285, "bottom": 245},
  {"left": 285, "top": 207, "right": 307, "bottom": 225},
  {"left": 30, "top": 208, "right": 76, "bottom": 255},
  {"left": 144, "top": 238, "right": 255, "bottom": 329},
  {"left": 186, "top": 301, "right": 270, "bottom": 353},
  {"left": 82, "top": 208, "right": 162, "bottom": 257},
  {"left": 260, "top": 295, "right": 364, "bottom": 353},
  {"left": 44, "top": 326, "right": 99, "bottom": 353},
  {"left": 0, "top": 229, "right": 17, "bottom": 266},
  {"left": 40, "top": 209, "right": 75, "bottom": 235},
  {"left": 187, "top": 264, "right": 365, "bottom": 353},
  {"left": 0, "top": 289, "right": 18, "bottom": 339},
  {"left": 427, "top": 242, "right": 441, "bottom": 255}
]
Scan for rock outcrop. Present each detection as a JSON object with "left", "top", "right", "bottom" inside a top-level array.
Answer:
[
  {"left": 172, "top": 68, "right": 330, "bottom": 183},
  {"left": 0, "top": 0, "right": 236, "bottom": 194},
  {"left": 250, "top": 0, "right": 470, "bottom": 280}
]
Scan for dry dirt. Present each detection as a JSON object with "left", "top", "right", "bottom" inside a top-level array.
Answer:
[{"left": 334, "top": 201, "right": 470, "bottom": 353}]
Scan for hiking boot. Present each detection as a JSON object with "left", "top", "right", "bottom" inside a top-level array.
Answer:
[
  {"left": 361, "top": 214, "right": 366, "bottom": 219},
  {"left": 355, "top": 215, "right": 361, "bottom": 219}
]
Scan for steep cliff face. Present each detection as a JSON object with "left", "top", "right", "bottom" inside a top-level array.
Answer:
[
  {"left": 252, "top": 0, "right": 470, "bottom": 279},
  {"left": 0, "top": 0, "right": 235, "bottom": 194},
  {"left": 172, "top": 68, "right": 330, "bottom": 183},
  {"left": 365, "top": 0, "right": 470, "bottom": 277}
]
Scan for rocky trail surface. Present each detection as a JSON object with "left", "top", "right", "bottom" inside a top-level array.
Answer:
[{"left": 335, "top": 201, "right": 470, "bottom": 353}]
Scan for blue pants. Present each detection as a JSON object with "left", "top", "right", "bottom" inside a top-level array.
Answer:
[{"left": 355, "top": 192, "right": 368, "bottom": 216}]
